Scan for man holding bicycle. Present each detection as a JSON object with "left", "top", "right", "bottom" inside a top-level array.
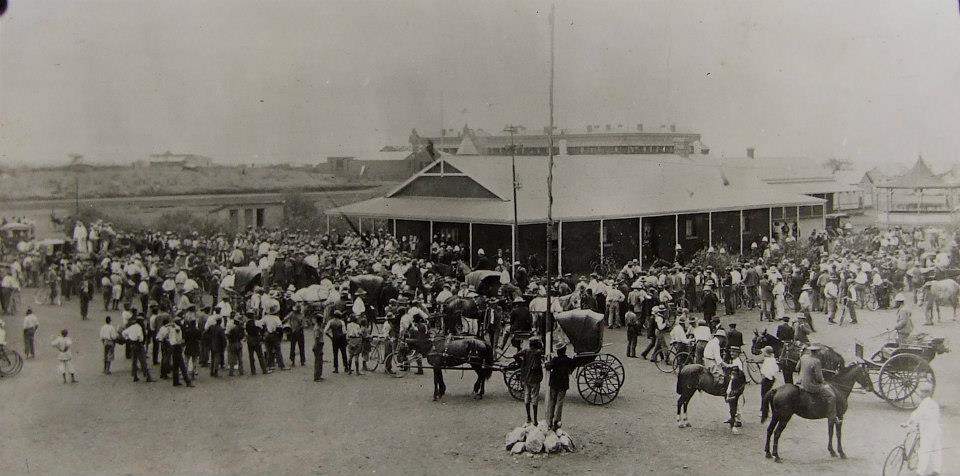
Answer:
[{"left": 903, "top": 382, "right": 941, "bottom": 476}]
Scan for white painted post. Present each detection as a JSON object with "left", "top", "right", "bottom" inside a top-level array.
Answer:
[
  {"left": 326, "top": 214, "right": 330, "bottom": 234},
  {"left": 599, "top": 219, "right": 605, "bottom": 262},
  {"left": 557, "top": 221, "right": 563, "bottom": 275},
  {"left": 358, "top": 216, "right": 363, "bottom": 234},
  {"left": 739, "top": 210, "right": 744, "bottom": 255},
  {"left": 638, "top": 217, "right": 643, "bottom": 268},
  {"left": 469, "top": 222, "right": 474, "bottom": 268},
  {"left": 708, "top": 212, "right": 713, "bottom": 248},
  {"left": 511, "top": 223, "right": 517, "bottom": 276},
  {"left": 768, "top": 208, "right": 773, "bottom": 241},
  {"left": 392, "top": 219, "right": 397, "bottom": 237}
]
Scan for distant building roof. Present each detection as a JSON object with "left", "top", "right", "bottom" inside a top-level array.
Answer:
[
  {"left": 328, "top": 154, "right": 823, "bottom": 224},
  {"left": 879, "top": 156, "right": 959, "bottom": 189}
]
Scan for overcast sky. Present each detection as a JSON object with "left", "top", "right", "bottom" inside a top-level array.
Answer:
[{"left": 1, "top": 0, "right": 958, "bottom": 169}]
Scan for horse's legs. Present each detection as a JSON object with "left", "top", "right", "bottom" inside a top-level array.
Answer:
[
  {"left": 827, "top": 420, "right": 836, "bottom": 457},
  {"left": 772, "top": 415, "right": 792, "bottom": 463},
  {"left": 433, "top": 368, "right": 445, "bottom": 400},
  {"left": 765, "top": 416, "right": 778, "bottom": 458},
  {"left": 676, "top": 394, "right": 686, "bottom": 427},
  {"left": 836, "top": 419, "right": 846, "bottom": 459}
]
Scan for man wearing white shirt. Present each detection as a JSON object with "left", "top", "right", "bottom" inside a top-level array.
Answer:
[
  {"left": 22, "top": 308, "right": 39, "bottom": 358},
  {"left": 121, "top": 317, "right": 155, "bottom": 382},
  {"left": 99, "top": 316, "right": 118, "bottom": 374},
  {"left": 758, "top": 345, "right": 781, "bottom": 420},
  {"left": 904, "top": 382, "right": 942, "bottom": 476}
]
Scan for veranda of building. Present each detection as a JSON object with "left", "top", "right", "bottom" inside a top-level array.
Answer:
[{"left": 326, "top": 155, "right": 825, "bottom": 275}]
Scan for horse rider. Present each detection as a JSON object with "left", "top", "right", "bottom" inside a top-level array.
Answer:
[
  {"left": 775, "top": 314, "right": 794, "bottom": 343},
  {"left": 702, "top": 328, "right": 737, "bottom": 400},
  {"left": 892, "top": 293, "right": 913, "bottom": 344},
  {"left": 796, "top": 343, "right": 839, "bottom": 424},
  {"left": 692, "top": 319, "right": 712, "bottom": 365},
  {"left": 504, "top": 296, "right": 531, "bottom": 351}
]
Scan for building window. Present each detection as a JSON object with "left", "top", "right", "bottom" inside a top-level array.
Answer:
[
  {"left": 256, "top": 208, "right": 265, "bottom": 228},
  {"left": 685, "top": 218, "right": 696, "bottom": 238},
  {"left": 244, "top": 209, "right": 253, "bottom": 227}
]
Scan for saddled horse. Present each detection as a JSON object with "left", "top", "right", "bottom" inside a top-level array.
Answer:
[
  {"left": 676, "top": 364, "right": 747, "bottom": 433},
  {"left": 763, "top": 362, "right": 873, "bottom": 463},
  {"left": 442, "top": 296, "right": 481, "bottom": 335},
  {"left": 412, "top": 336, "right": 495, "bottom": 401},
  {"left": 751, "top": 330, "right": 845, "bottom": 384}
]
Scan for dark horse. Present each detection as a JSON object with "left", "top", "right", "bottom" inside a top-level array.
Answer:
[
  {"left": 420, "top": 336, "right": 494, "bottom": 401},
  {"left": 442, "top": 297, "right": 481, "bottom": 336},
  {"left": 751, "top": 330, "right": 844, "bottom": 384},
  {"left": 676, "top": 364, "right": 747, "bottom": 432},
  {"left": 763, "top": 362, "right": 873, "bottom": 463}
]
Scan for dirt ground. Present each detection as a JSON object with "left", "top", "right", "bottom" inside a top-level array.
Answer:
[{"left": 1, "top": 289, "right": 956, "bottom": 476}]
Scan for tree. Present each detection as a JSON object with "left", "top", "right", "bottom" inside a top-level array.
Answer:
[
  {"left": 823, "top": 158, "right": 854, "bottom": 173},
  {"left": 282, "top": 190, "right": 325, "bottom": 231}
]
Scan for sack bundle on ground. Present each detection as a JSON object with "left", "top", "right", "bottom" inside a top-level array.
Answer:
[{"left": 503, "top": 422, "right": 575, "bottom": 455}]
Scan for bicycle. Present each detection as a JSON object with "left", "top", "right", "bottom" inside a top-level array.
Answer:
[
  {"left": 735, "top": 349, "right": 763, "bottom": 384},
  {"left": 863, "top": 287, "right": 881, "bottom": 311},
  {"left": 0, "top": 347, "right": 24, "bottom": 377},
  {"left": 366, "top": 335, "right": 388, "bottom": 372},
  {"left": 655, "top": 342, "right": 691, "bottom": 374},
  {"left": 883, "top": 426, "right": 920, "bottom": 476},
  {"left": 387, "top": 340, "right": 423, "bottom": 378}
]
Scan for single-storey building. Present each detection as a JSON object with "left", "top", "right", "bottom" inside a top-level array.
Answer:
[
  {"left": 327, "top": 154, "right": 824, "bottom": 274},
  {"left": 209, "top": 199, "right": 285, "bottom": 232}
]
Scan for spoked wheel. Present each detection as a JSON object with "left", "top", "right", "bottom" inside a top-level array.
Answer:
[
  {"left": 577, "top": 361, "right": 622, "bottom": 405},
  {"left": 673, "top": 351, "right": 691, "bottom": 373},
  {"left": 866, "top": 294, "right": 880, "bottom": 311},
  {"left": 503, "top": 366, "right": 524, "bottom": 401},
  {"left": 387, "top": 351, "right": 419, "bottom": 378},
  {"left": 0, "top": 350, "right": 23, "bottom": 377},
  {"left": 878, "top": 353, "right": 935, "bottom": 409},
  {"left": 595, "top": 354, "right": 625, "bottom": 386},
  {"left": 654, "top": 350, "right": 676, "bottom": 373},
  {"left": 882, "top": 445, "right": 906, "bottom": 476},
  {"left": 367, "top": 343, "right": 382, "bottom": 372}
]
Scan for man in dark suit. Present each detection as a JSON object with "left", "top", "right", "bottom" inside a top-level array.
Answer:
[{"left": 209, "top": 318, "right": 227, "bottom": 377}]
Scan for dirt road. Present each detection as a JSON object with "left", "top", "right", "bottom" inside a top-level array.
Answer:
[{"left": 0, "top": 290, "right": 956, "bottom": 475}]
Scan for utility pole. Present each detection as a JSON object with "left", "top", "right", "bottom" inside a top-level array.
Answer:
[
  {"left": 69, "top": 153, "right": 83, "bottom": 216},
  {"left": 504, "top": 124, "right": 520, "bottom": 277},
  {"left": 544, "top": 2, "right": 557, "bottom": 430}
]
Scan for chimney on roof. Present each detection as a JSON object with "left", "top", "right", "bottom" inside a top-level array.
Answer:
[
  {"left": 747, "top": 147, "right": 755, "bottom": 159},
  {"left": 636, "top": 123, "right": 643, "bottom": 132},
  {"left": 605, "top": 124, "right": 611, "bottom": 131},
  {"left": 670, "top": 124, "right": 676, "bottom": 132}
]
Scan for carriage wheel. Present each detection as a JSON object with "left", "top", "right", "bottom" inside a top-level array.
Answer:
[
  {"left": 595, "top": 354, "right": 625, "bottom": 386},
  {"left": 0, "top": 350, "right": 22, "bottom": 377},
  {"left": 503, "top": 367, "right": 524, "bottom": 401},
  {"left": 577, "top": 361, "right": 621, "bottom": 405},
  {"left": 878, "top": 353, "right": 935, "bottom": 410},
  {"left": 745, "top": 359, "right": 763, "bottom": 384},
  {"left": 882, "top": 446, "right": 907, "bottom": 476}
]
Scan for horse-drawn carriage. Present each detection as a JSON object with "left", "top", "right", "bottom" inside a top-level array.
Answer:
[
  {"left": 221, "top": 265, "right": 262, "bottom": 314},
  {"left": 855, "top": 332, "right": 949, "bottom": 409},
  {"left": 503, "top": 309, "right": 625, "bottom": 405}
]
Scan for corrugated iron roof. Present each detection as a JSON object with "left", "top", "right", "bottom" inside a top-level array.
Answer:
[{"left": 329, "top": 155, "right": 823, "bottom": 224}]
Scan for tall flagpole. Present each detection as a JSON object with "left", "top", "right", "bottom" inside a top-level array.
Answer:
[
  {"left": 543, "top": 2, "right": 557, "bottom": 429},
  {"left": 545, "top": 4, "right": 556, "bottom": 353}
]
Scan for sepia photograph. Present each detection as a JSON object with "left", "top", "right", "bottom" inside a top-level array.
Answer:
[{"left": 0, "top": 1, "right": 956, "bottom": 475}]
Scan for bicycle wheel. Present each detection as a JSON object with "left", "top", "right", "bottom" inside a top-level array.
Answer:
[
  {"left": 882, "top": 445, "right": 906, "bottom": 476},
  {"left": 34, "top": 291, "right": 49, "bottom": 306},
  {"left": 904, "top": 432, "right": 920, "bottom": 471},
  {"left": 867, "top": 294, "right": 880, "bottom": 311},
  {"left": 654, "top": 350, "right": 675, "bottom": 373},
  {"left": 367, "top": 342, "right": 381, "bottom": 372}
]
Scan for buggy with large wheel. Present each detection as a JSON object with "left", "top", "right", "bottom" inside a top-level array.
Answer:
[
  {"left": 503, "top": 309, "right": 625, "bottom": 405},
  {"left": 855, "top": 332, "right": 950, "bottom": 409}
]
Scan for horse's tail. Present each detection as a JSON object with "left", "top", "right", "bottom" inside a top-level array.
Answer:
[{"left": 761, "top": 386, "right": 775, "bottom": 423}]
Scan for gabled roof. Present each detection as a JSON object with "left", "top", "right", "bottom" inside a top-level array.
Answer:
[
  {"left": 330, "top": 155, "right": 824, "bottom": 224},
  {"left": 879, "top": 156, "right": 959, "bottom": 189}
]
